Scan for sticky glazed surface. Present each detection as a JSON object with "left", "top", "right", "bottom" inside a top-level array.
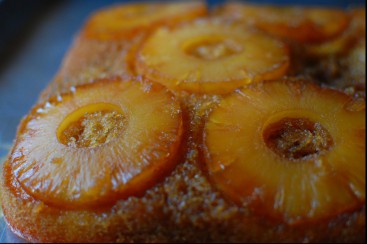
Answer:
[
  {"left": 1, "top": 87, "right": 365, "bottom": 243},
  {"left": 9, "top": 79, "right": 184, "bottom": 211},
  {"left": 1, "top": 1, "right": 366, "bottom": 243},
  {"left": 203, "top": 80, "right": 365, "bottom": 225},
  {"left": 135, "top": 19, "right": 290, "bottom": 94}
]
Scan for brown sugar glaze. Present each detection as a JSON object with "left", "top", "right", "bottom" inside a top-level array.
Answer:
[
  {"left": 2, "top": 83, "right": 365, "bottom": 242},
  {"left": 1, "top": 2, "right": 365, "bottom": 243}
]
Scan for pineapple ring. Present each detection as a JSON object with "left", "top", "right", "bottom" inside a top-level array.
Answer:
[
  {"left": 306, "top": 8, "right": 366, "bottom": 56},
  {"left": 305, "top": 31, "right": 353, "bottom": 56},
  {"left": 9, "top": 78, "right": 183, "bottom": 210},
  {"left": 136, "top": 19, "right": 289, "bottom": 94},
  {"left": 82, "top": 1, "right": 206, "bottom": 40},
  {"left": 203, "top": 79, "right": 365, "bottom": 224},
  {"left": 219, "top": 3, "right": 350, "bottom": 44}
]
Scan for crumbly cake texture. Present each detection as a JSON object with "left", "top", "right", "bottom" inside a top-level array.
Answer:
[{"left": 1, "top": 1, "right": 365, "bottom": 243}]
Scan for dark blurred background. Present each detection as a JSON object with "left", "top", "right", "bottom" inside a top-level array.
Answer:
[{"left": 0, "top": 0, "right": 365, "bottom": 153}]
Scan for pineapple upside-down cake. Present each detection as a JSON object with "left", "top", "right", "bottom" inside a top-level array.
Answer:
[{"left": 1, "top": 1, "right": 365, "bottom": 243}]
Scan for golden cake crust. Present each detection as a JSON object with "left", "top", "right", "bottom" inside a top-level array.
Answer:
[{"left": 1, "top": 1, "right": 365, "bottom": 243}]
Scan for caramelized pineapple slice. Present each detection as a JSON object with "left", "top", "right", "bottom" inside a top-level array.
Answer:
[
  {"left": 83, "top": 1, "right": 207, "bottom": 40},
  {"left": 322, "top": 8, "right": 366, "bottom": 93},
  {"left": 307, "top": 8, "right": 366, "bottom": 56},
  {"left": 9, "top": 78, "right": 183, "bottom": 210},
  {"left": 341, "top": 38, "right": 366, "bottom": 92},
  {"left": 203, "top": 79, "right": 365, "bottom": 224},
  {"left": 341, "top": 8, "right": 366, "bottom": 87},
  {"left": 305, "top": 31, "right": 353, "bottom": 56},
  {"left": 42, "top": 2, "right": 207, "bottom": 100},
  {"left": 136, "top": 19, "right": 289, "bottom": 94},
  {"left": 349, "top": 8, "right": 366, "bottom": 36},
  {"left": 219, "top": 3, "right": 349, "bottom": 44}
]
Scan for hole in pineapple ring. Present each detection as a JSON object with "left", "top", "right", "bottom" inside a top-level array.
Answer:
[
  {"left": 57, "top": 103, "right": 126, "bottom": 148},
  {"left": 184, "top": 35, "right": 243, "bottom": 60},
  {"left": 263, "top": 117, "right": 334, "bottom": 160}
]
